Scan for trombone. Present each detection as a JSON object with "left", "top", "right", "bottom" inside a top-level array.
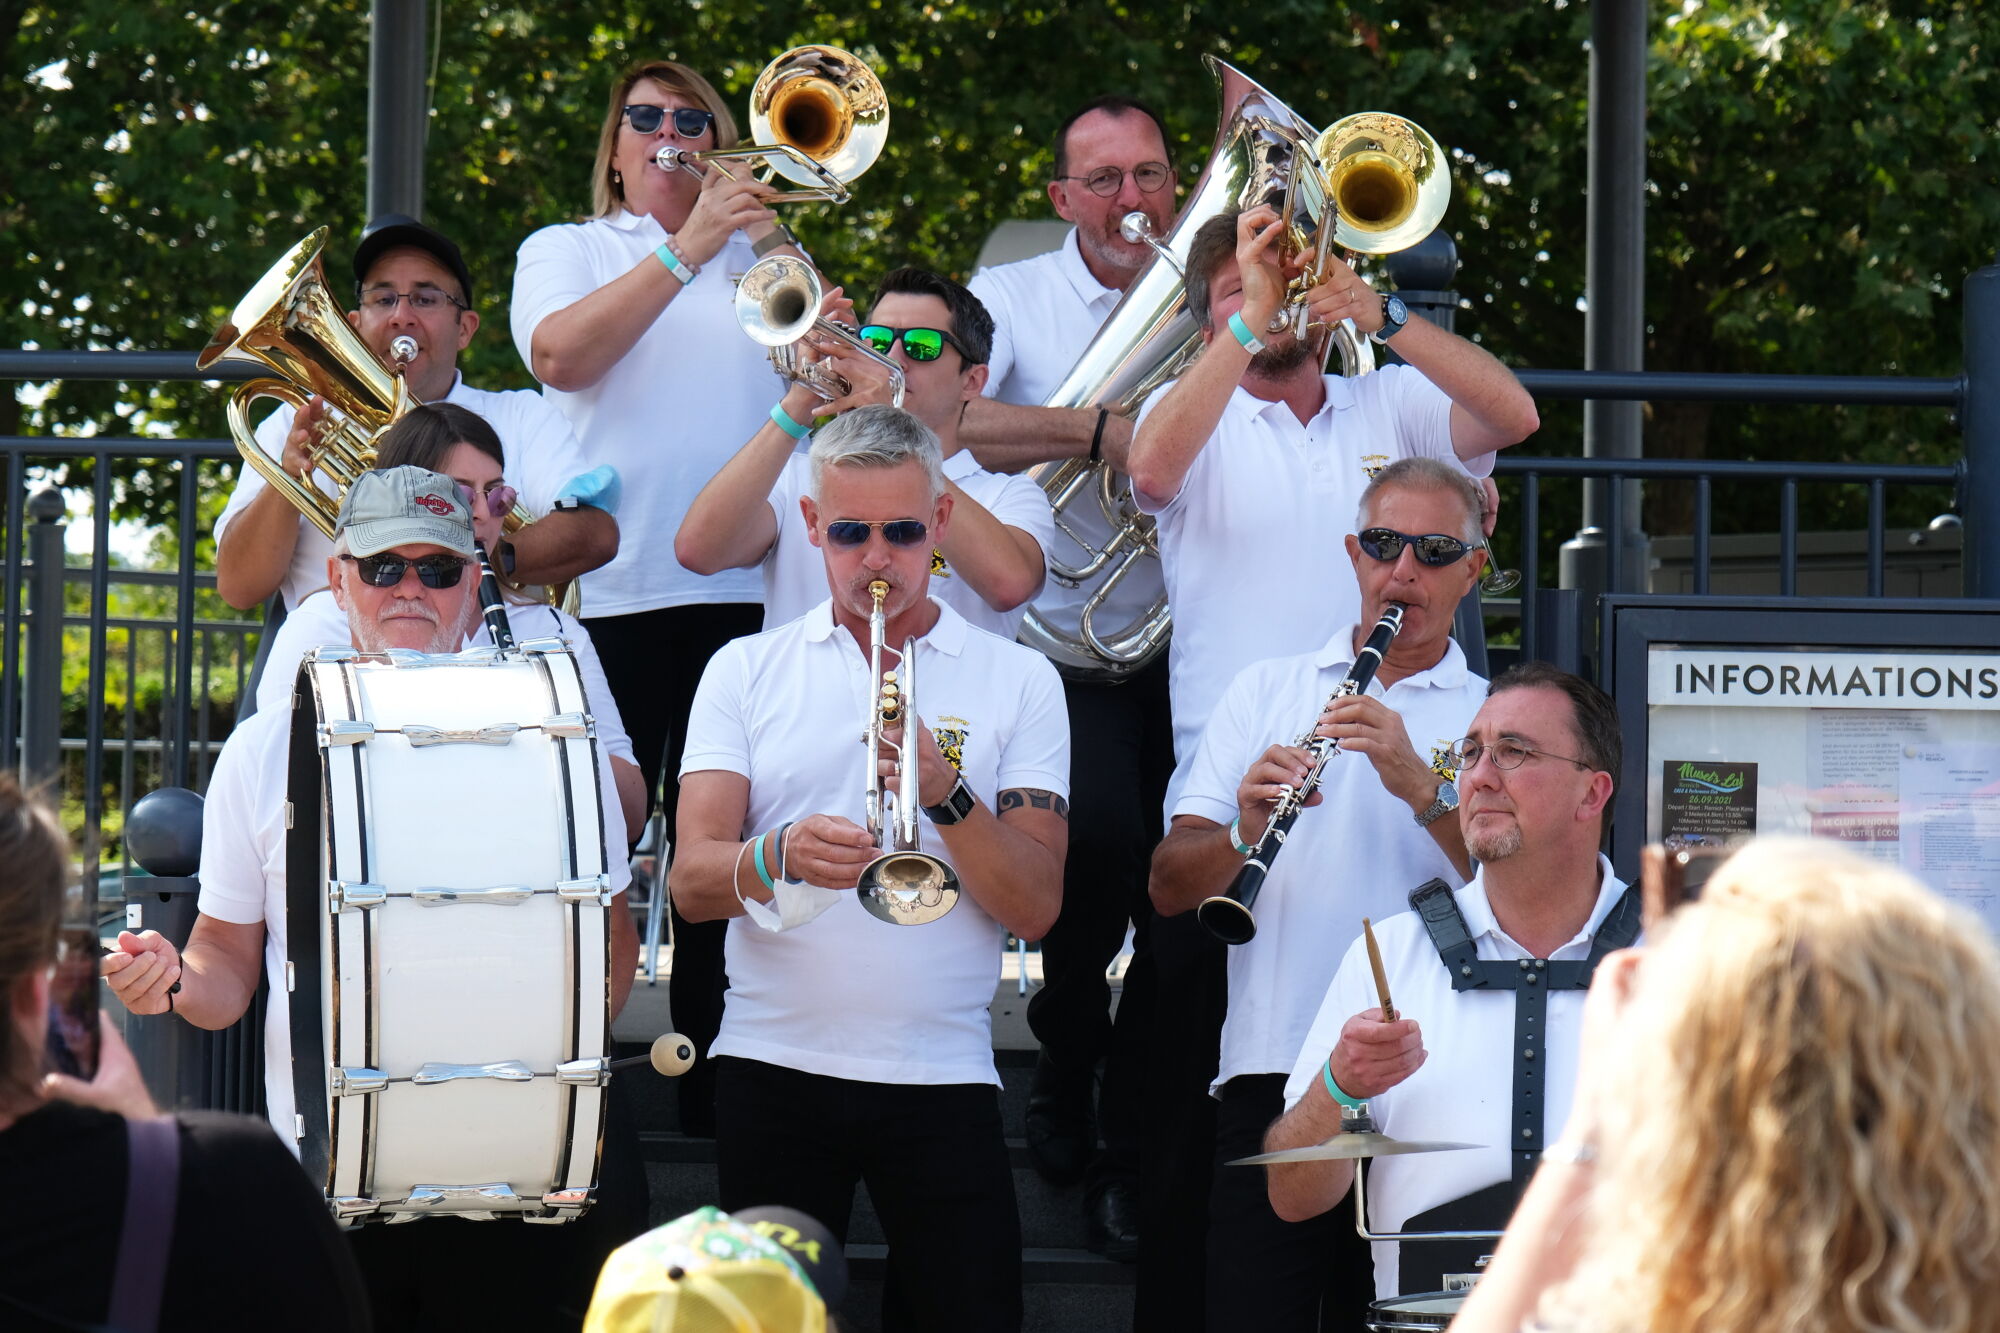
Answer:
[
  {"left": 858, "top": 580, "right": 960, "bottom": 926},
  {"left": 735, "top": 255, "right": 904, "bottom": 408},
  {"left": 655, "top": 45, "right": 888, "bottom": 205}
]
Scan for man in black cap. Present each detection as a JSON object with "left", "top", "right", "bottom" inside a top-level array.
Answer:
[{"left": 215, "top": 215, "right": 620, "bottom": 616}]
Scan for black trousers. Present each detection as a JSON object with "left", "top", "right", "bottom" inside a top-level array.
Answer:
[
  {"left": 582, "top": 601, "right": 762, "bottom": 1138},
  {"left": 1024, "top": 655, "right": 1173, "bottom": 1190},
  {"left": 1203, "top": 1074, "right": 1374, "bottom": 1333},
  {"left": 714, "top": 1056, "right": 1023, "bottom": 1333},
  {"left": 347, "top": 1078, "right": 651, "bottom": 1331}
]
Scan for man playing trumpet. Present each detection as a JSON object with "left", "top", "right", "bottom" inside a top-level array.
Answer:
[
  {"left": 671, "top": 405, "right": 1069, "bottom": 1332},
  {"left": 1148, "top": 458, "right": 1492, "bottom": 1330}
]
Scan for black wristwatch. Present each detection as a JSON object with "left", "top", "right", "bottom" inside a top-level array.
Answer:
[
  {"left": 923, "top": 776, "right": 976, "bottom": 826},
  {"left": 1371, "top": 294, "right": 1409, "bottom": 345}
]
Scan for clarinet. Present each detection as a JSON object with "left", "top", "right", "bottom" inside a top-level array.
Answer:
[
  {"left": 472, "top": 539, "right": 517, "bottom": 652},
  {"left": 1196, "top": 604, "right": 1406, "bottom": 946}
]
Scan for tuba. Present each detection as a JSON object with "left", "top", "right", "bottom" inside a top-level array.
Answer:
[
  {"left": 198, "top": 228, "right": 572, "bottom": 609},
  {"left": 857, "top": 580, "right": 961, "bottom": 926},
  {"left": 1019, "top": 57, "right": 1449, "bottom": 678},
  {"left": 735, "top": 255, "right": 905, "bottom": 408},
  {"left": 656, "top": 45, "right": 888, "bottom": 206}
]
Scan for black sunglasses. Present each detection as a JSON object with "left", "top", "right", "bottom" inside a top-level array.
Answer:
[
  {"left": 1356, "top": 527, "right": 1476, "bottom": 567},
  {"left": 340, "top": 553, "right": 468, "bottom": 589},
  {"left": 825, "top": 519, "right": 929, "bottom": 548},
  {"left": 857, "top": 324, "right": 971, "bottom": 365},
  {"left": 622, "top": 105, "right": 714, "bottom": 138}
]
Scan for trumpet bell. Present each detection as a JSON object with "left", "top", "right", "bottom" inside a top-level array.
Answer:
[
  {"left": 735, "top": 255, "right": 823, "bottom": 346},
  {"left": 858, "top": 851, "right": 961, "bottom": 927},
  {"left": 1310, "top": 112, "right": 1450, "bottom": 256},
  {"left": 749, "top": 45, "right": 889, "bottom": 190}
]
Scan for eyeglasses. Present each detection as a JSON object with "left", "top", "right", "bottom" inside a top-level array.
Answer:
[
  {"left": 357, "top": 287, "right": 468, "bottom": 313},
  {"left": 824, "top": 519, "right": 930, "bottom": 548},
  {"left": 1055, "top": 161, "right": 1174, "bottom": 198},
  {"left": 857, "top": 325, "right": 971, "bottom": 365},
  {"left": 455, "top": 481, "right": 518, "bottom": 516},
  {"left": 1448, "top": 738, "right": 1595, "bottom": 773},
  {"left": 1356, "top": 527, "right": 1477, "bottom": 568},
  {"left": 339, "top": 553, "right": 468, "bottom": 589},
  {"left": 622, "top": 104, "right": 715, "bottom": 138}
]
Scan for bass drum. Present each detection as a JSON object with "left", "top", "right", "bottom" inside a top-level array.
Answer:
[
  {"left": 284, "top": 639, "right": 614, "bottom": 1227},
  {"left": 1366, "top": 1291, "right": 1465, "bottom": 1330}
]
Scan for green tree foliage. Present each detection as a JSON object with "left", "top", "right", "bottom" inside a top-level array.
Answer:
[{"left": 7, "top": 0, "right": 1997, "bottom": 538}]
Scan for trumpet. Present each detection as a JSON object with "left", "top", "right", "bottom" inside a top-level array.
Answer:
[
  {"left": 1198, "top": 604, "right": 1406, "bottom": 945},
  {"left": 735, "top": 255, "right": 904, "bottom": 408},
  {"left": 858, "top": 580, "right": 961, "bottom": 926},
  {"left": 655, "top": 45, "right": 888, "bottom": 205}
]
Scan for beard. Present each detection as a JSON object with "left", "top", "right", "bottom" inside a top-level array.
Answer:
[
  {"left": 354, "top": 598, "right": 463, "bottom": 656},
  {"left": 1249, "top": 334, "right": 1315, "bottom": 377},
  {"left": 1465, "top": 819, "right": 1523, "bottom": 863},
  {"left": 1076, "top": 218, "right": 1151, "bottom": 281}
]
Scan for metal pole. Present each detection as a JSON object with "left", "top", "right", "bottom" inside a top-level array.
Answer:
[
  {"left": 1960, "top": 258, "right": 2000, "bottom": 598},
  {"left": 367, "top": 0, "right": 429, "bottom": 222},
  {"left": 23, "top": 487, "right": 66, "bottom": 789},
  {"left": 1561, "top": 0, "right": 1649, "bottom": 594}
]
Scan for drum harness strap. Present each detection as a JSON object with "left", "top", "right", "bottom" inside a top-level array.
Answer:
[{"left": 1409, "top": 876, "right": 1642, "bottom": 1188}]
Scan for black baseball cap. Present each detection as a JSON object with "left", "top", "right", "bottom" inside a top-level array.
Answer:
[{"left": 353, "top": 214, "right": 475, "bottom": 308}]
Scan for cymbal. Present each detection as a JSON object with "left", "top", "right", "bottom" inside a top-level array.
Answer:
[{"left": 1228, "top": 1132, "right": 1483, "bottom": 1165}]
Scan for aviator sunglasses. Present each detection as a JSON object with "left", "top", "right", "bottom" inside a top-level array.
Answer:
[
  {"left": 824, "top": 519, "right": 930, "bottom": 548},
  {"left": 339, "top": 553, "right": 469, "bottom": 589},
  {"left": 857, "top": 325, "right": 971, "bottom": 364},
  {"left": 1355, "top": 527, "right": 1476, "bottom": 567},
  {"left": 622, "top": 105, "right": 715, "bottom": 138}
]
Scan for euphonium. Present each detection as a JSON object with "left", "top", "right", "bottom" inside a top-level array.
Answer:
[
  {"left": 656, "top": 45, "right": 888, "bottom": 205},
  {"left": 734, "top": 255, "right": 904, "bottom": 408},
  {"left": 858, "top": 580, "right": 961, "bottom": 926}
]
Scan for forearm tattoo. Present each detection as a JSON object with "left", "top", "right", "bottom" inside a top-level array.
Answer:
[{"left": 998, "top": 788, "right": 1070, "bottom": 820}]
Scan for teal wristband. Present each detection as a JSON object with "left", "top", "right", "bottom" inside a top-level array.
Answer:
[
  {"left": 1228, "top": 311, "right": 1266, "bottom": 355},
  {"left": 653, "top": 241, "right": 696, "bottom": 286},
  {"left": 769, "top": 402, "right": 810, "bottom": 440},
  {"left": 1228, "top": 816, "right": 1255, "bottom": 856},
  {"left": 751, "top": 832, "right": 776, "bottom": 891},
  {"left": 1322, "top": 1058, "right": 1365, "bottom": 1109}
]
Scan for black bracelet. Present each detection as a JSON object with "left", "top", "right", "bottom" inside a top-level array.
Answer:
[{"left": 1089, "top": 408, "right": 1109, "bottom": 464}]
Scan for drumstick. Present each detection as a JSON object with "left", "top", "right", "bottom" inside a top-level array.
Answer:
[{"left": 1363, "top": 918, "right": 1397, "bottom": 1023}]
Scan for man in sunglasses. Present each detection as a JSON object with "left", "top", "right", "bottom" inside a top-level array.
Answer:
[
  {"left": 673, "top": 405, "right": 1069, "bottom": 1332},
  {"left": 105, "top": 465, "right": 642, "bottom": 1325},
  {"left": 677, "top": 267, "right": 1052, "bottom": 639},
  {"left": 215, "top": 214, "right": 619, "bottom": 618},
  {"left": 1261, "top": 662, "right": 1632, "bottom": 1313},
  {"left": 1147, "top": 457, "right": 1493, "bottom": 1330}
]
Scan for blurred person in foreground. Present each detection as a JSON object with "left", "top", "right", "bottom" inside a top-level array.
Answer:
[
  {"left": 0, "top": 774, "right": 368, "bottom": 1332},
  {"left": 1454, "top": 835, "right": 2000, "bottom": 1333}
]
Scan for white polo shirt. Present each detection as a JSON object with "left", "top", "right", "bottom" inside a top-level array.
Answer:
[
  {"left": 214, "top": 374, "right": 593, "bottom": 610},
  {"left": 1175, "top": 629, "right": 1485, "bottom": 1094},
  {"left": 680, "top": 597, "right": 1069, "bottom": 1087},
  {"left": 759, "top": 448, "right": 1055, "bottom": 639},
  {"left": 1133, "top": 368, "right": 1490, "bottom": 811},
  {"left": 247, "top": 590, "right": 636, "bottom": 766},
  {"left": 968, "top": 228, "right": 1166, "bottom": 647},
  {"left": 198, "top": 674, "right": 632, "bottom": 1148},
  {"left": 513, "top": 213, "right": 784, "bottom": 616},
  {"left": 1281, "top": 857, "right": 1631, "bottom": 1298}
]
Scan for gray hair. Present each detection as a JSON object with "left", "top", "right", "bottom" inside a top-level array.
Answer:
[
  {"left": 1356, "top": 457, "right": 1485, "bottom": 546},
  {"left": 807, "top": 404, "right": 945, "bottom": 503}
]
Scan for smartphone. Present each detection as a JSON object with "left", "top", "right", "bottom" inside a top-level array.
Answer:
[
  {"left": 1640, "top": 838, "right": 1732, "bottom": 932},
  {"left": 44, "top": 876, "right": 101, "bottom": 1081}
]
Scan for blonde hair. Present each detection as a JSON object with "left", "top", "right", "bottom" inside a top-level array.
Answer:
[
  {"left": 589, "top": 60, "right": 738, "bottom": 220},
  {"left": 1539, "top": 837, "right": 2000, "bottom": 1333}
]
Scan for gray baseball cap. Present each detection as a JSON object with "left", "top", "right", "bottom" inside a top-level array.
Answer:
[{"left": 335, "top": 465, "right": 476, "bottom": 559}]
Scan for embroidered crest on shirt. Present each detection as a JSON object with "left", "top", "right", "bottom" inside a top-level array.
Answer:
[
  {"left": 930, "top": 547, "right": 951, "bottom": 580},
  {"left": 934, "top": 715, "right": 970, "bottom": 771},
  {"left": 1428, "top": 741, "right": 1461, "bottom": 782},
  {"left": 1360, "top": 453, "right": 1390, "bottom": 480}
]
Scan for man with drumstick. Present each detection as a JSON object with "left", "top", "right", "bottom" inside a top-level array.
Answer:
[
  {"left": 1148, "top": 458, "right": 1490, "bottom": 1330},
  {"left": 672, "top": 404, "right": 1069, "bottom": 1332},
  {"left": 1262, "top": 663, "right": 1638, "bottom": 1309},
  {"left": 102, "top": 466, "right": 642, "bottom": 1328}
]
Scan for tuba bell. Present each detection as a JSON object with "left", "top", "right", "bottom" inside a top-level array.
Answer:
[
  {"left": 1018, "top": 57, "right": 1395, "bottom": 679},
  {"left": 656, "top": 45, "right": 888, "bottom": 206},
  {"left": 734, "top": 254, "right": 905, "bottom": 408}
]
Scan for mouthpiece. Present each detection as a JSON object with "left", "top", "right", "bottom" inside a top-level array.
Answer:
[
  {"left": 1119, "top": 212, "right": 1156, "bottom": 244},
  {"left": 389, "top": 335, "right": 418, "bottom": 366}
]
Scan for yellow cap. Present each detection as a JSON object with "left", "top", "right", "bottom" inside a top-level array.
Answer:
[{"left": 584, "top": 1207, "right": 827, "bottom": 1333}]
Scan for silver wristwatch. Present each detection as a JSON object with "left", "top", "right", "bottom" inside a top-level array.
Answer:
[{"left": 1414, "top": 778, "right": 1459, "bottom": 828}]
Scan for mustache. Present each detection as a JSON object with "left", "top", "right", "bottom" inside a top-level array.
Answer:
[{"left": 376, "top": 597, "right": 440, "bottom": 626}]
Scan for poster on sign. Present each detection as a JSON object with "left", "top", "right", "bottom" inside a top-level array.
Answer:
[{"left": 1644, "top": 645, "right": 2000, "bottom": 934}]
